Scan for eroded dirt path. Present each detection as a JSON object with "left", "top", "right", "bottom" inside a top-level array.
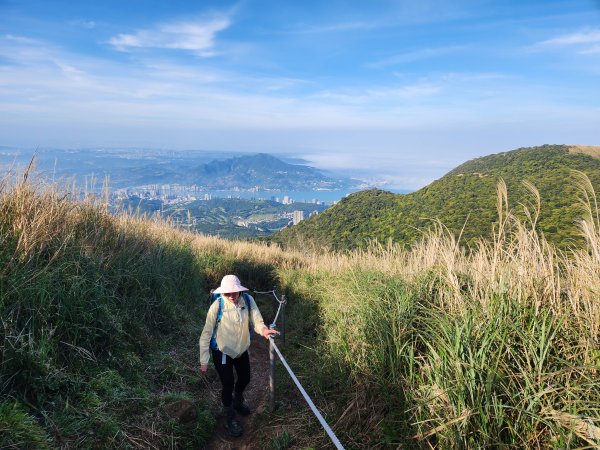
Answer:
[{"left": 203, "top": 336, "right": 273, "bottom": 450}]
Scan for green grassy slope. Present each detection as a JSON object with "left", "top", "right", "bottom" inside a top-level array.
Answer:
[
  {"left": 274, "top": 144, "right": 600, "bottom": 250},
  {"left": 0, "top": 178, "right": 217, "bottom": 448}
]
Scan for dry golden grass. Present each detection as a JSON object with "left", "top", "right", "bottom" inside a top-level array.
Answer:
[{"left": 567, "top": 144, "right": 600, "bottom": 159}]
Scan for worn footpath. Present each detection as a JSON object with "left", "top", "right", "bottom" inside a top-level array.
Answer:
[{"left": 203, "top": 336, "right": 273, "bottom": 450}]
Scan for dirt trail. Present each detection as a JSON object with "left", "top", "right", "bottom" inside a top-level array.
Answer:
[{"left": 203, "top": 336, "right": 273, "bottom": 450}]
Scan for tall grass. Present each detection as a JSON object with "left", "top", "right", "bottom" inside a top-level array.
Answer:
[
  {"left": 0, "top": 173, "right": 218, "bottom": 448},
  {"left": 1, "top": 169, "right": 598, "bottom": 448},
  {"left": 278, "top": 178, "right": 599, "bottom": 448}
]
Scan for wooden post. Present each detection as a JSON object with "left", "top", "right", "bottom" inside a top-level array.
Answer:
[{"left": 269, "top": 336, "right": 276, "bottom": 411}]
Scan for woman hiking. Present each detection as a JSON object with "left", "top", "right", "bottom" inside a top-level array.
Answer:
[{"left": 199, "top": 274, "right": 278, "bottom": 437}]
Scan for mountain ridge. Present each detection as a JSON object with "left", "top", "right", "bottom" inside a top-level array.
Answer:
[
  {"left": 0, "top": 149, "right": 360, "bottom": 191},
  {"left": 273, "top": 144, "right": 600, "bottom": 250}
]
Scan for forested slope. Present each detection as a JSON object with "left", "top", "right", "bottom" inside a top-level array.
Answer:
[{"left": 274, "top": 144, "right": 600, "bottom": 250}]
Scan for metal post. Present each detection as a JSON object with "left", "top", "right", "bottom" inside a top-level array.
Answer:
[
  {"left": 281, "top": 294, "right": 286, "bottom": 346},
  {"left": 269, "top": 337, "right": 276, "bottom": 411}
]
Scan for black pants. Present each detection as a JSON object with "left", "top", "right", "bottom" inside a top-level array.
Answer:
[{"left": 212, "top": 349, "right": 251, "bottom": 407}]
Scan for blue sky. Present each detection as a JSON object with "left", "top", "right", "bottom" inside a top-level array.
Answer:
[{"left": 1, "top": 0, "right": 599, "bottom": 189}]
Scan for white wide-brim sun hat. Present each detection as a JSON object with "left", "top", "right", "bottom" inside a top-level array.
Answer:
[{"left": 213, "top": 274, "right": 249, "bottom": 294}]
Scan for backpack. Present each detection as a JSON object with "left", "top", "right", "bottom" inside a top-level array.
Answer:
[{"left": 209, "top": 292, "right": 254, "bottom": 350}]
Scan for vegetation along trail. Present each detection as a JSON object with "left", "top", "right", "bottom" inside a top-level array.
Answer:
[
  {"left": 2, "top": 149, "right": 599, "bottom": 448},
  {"left": 0, "top": 171, "right": 327, "bottom": 449}
]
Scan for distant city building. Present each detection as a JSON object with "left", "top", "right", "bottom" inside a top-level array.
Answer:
[
  {"left": 203, "top": 193, "right": 212, "bottom": 200},
  {"left": 292, "top": 210, "right": 304, "bottom": 225},
  {"left": 283, "top": 195, "right": 292, "bottom": 204}
]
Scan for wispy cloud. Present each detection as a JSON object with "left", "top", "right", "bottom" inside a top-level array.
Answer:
[
  {"left": 70, "top": 19, "right": 97, "bottom": 29},
  {"left": 313, "top": 82, "right": 442, "bottom": 106},
  {"left": 4, "top": 34, "right": 37, "bottom": 44},
  {"left": 0, "top": 34, "right": 560, "bottom": 132},
  {"left": 536, "top": 28, "right": 600, "bottom": 54},
  {"left": 109, "top": 16, "right": 231, "bottom": 56},
  {"left": 438, "top": 72, "right": 510, "bottom": 82},
  {"left": 1, "top": 35, "right": 65, "bottom": 67},
  {"left": 367, "top": 46, "right": 464, "bottom": 68},
  {"left": 296, "top": 21, "right": 380, "bottom": 34}
]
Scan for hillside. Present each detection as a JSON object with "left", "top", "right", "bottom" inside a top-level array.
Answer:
[
  {"left": 1, "top": 171, "right": 598, "bottom": 449},
  {"left": 274, "top": 144, "right": 600, "bottom": 250}
]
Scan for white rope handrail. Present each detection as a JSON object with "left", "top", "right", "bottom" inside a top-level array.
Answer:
[
  {"left": 270, "top": 338, "right": 345, "bottom": 450},
  {"left": 253, "top": 289, "right": 286, "bottom": 327},
  {"left": 254, "top": 288, "right": 344, "bottom": 448}
]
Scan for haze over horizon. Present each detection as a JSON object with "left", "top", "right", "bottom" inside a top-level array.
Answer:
[{"left": 1, "top": 0, "right": 600, "bottom": 190}]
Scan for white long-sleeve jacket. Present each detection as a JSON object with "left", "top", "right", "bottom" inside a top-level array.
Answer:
[{"left": 199, "top": 294, "right": 267, "bottom": 365}]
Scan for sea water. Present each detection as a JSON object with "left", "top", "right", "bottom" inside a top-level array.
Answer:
[{"left": 200, "top": 188, "right": 410, "bottom": 205}]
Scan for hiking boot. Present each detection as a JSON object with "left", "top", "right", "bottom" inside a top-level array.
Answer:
[
  {"left": 233, "top": 394, "right": 252, "bottom": 416},
  {"left": 225, "top": 407, "right": 243, "bottom": 437}
]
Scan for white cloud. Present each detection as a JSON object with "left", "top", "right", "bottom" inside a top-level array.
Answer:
[
  {"left": 438, "top": 72, "right": 510, "bottom": 82},
  {"left": 536, "top": 28, "right": 600, "bottom": 54},
  {"left": 297, "top": 21, "right": 380, "bottom": 34},
  {"left": 109, "top": 17, "right": 231, "bottom": 56},
  {"left": 311, "top": 82, "right": 441, "bottom": 107},
  {"left": 580, "top": 44, "right": 600, "bottom": 55},
  {"left": 0, "top": 32, "right": 588, "bottom": 133},
  {"left": 4, "top": 34, "right": 39, "bottom": 45},
  {"left": 0, "top": 35, "right": 575, "bottom": 133},
  {"left": 367, "top": 83, "right": 442, "bottom": 99},
  {"left": 69, "top": 20, "right": 96, "bottom": 29},
  {"left": 541, "top": 29, "right": 600, "bottom": 46},
  {"left": 367, "top": 46, "right": 463, "bottom": 68}
]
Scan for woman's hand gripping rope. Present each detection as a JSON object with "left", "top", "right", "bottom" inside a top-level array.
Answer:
[{"left": 261, "top": 326, "right": 280, "bottom": 339}]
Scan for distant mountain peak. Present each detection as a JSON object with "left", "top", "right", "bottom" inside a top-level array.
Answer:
[{"left": 188, "top": 153, "right": 356, "bottom": 191}]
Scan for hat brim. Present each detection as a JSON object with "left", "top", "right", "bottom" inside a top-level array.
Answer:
[{"left": 214, "top": 285, "right": 249, "bottom": 294}]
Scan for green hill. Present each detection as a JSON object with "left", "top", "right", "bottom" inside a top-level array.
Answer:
[{"left": 274, "top": 144, "right": 600, "bottom": 250}]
